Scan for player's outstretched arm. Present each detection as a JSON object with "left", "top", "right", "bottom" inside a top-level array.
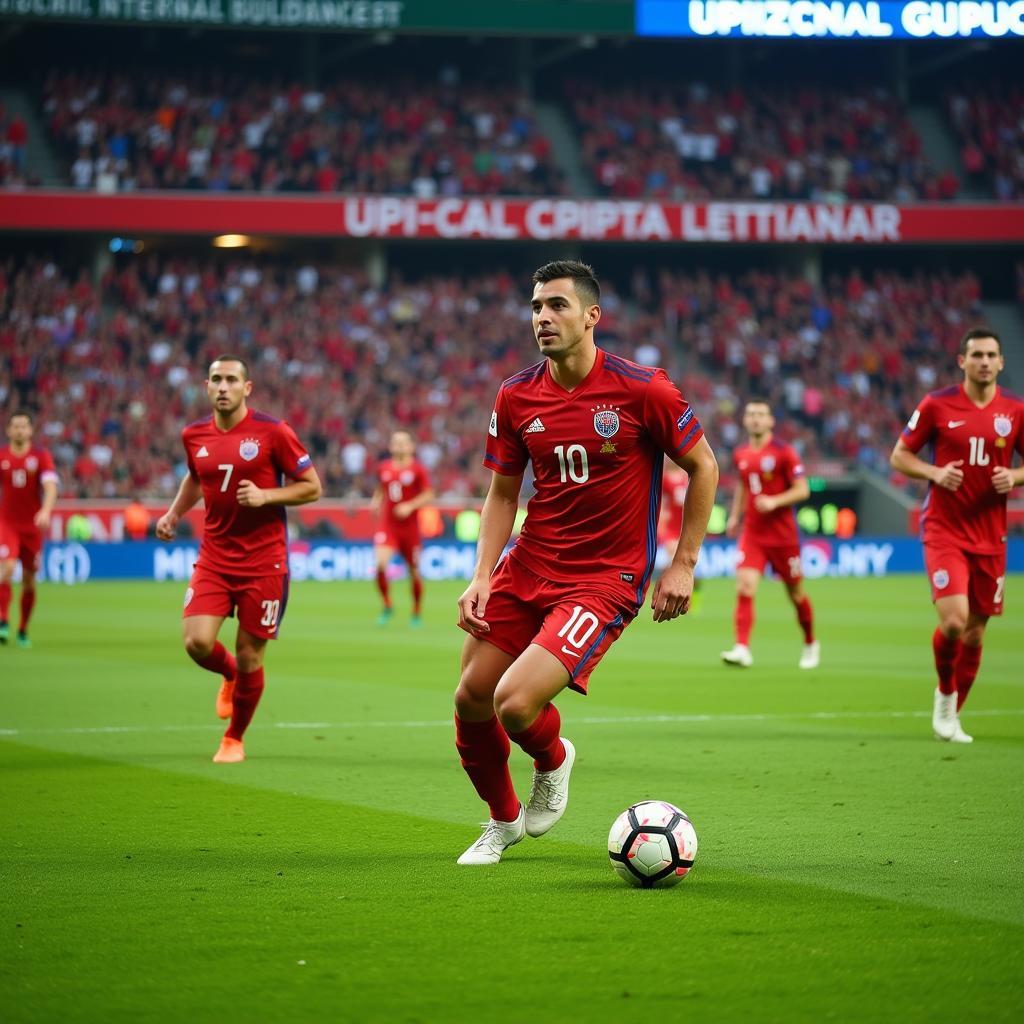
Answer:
[
  {"left": 237, "top": 469, "right": 322, "bottom": 508},
  {"left": 652, "top": 437, "right": 718, "bottom": 622},
  {"left": 457, "top": 471, "right": 523, "bottom": 633},
  {"left": 156, "top": 474, "right": 203, "bottom": 540},
  {"left": 890, "top": 439, "right": 963, "bottom": 491}
]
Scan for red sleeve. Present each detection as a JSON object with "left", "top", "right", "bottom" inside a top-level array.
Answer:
[
  {"left": 417, "top": 462, "right": 432, "bottom": 491},
  {"left": 783, "top": 446, "right": 805, "bottom": 486},
  {"left": 483, "top": 386, "right": 528, "bottom": 476},
  {"left": 39, "top": 448, "right": 58, "bottom": 481},
  {"left": 184, "top": 431, "right": 199, "bottom": 482},
  {"left": 1016, "top": 402, "right": 1024, "bottom": 458},
  {"left": 274, "top": 422, "right": 314, "bottom": 480},
  {"left": 642, "top": 370, "right": 704, "bottom": 458},
  {"left": 900, "top": 395, "right": 937, "bottom": 454}
]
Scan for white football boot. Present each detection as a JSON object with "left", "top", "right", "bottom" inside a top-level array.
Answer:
[
  {"left": 951, "top": 718, "right": 974, "bottom": 744},
  {"left": 456, "top": 805, "right": 525, "bottom": 865},
  {"left": 932, "top": 689, "right": 957, "bottom": 741},
  {"left": 799, "top": 641, "right": 821, "bottom": 670},
  {"left": 525, "top": 738, "right": 576, "bottom": 838},
  {"left": 721, "top": 644, "right": 753, "bottom": 668}
]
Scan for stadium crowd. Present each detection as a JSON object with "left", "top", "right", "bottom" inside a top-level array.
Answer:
[
  {"left": 41, "top": 69, "right": 563, "bottom": 196},
  {"left": 0, "top": 104, "right": 32, "bottom": 188},
  {"left": 947, "top": 84, "right": 1024, "bottom": 201},
  {"left": 566, "top": 79, "right": 957, "bottom": 202},
  {"left": 0, "top": 253, "right": 989, "bottom": 500}
]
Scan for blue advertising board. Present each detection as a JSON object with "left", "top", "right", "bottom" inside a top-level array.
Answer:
[
  {"left": 637, "top": 1, "right": 1024, "bottom": 39},
  {"left": 29, "top": 538, "right": 1024, "bottom": 584}
]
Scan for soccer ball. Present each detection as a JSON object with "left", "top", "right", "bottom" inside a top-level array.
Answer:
[{"left": 608, "top": 800, "right": 698, "bottom": 888}]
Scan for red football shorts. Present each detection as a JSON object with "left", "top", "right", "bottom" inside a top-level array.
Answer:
[
  {"left": 0, "top": 522, "right": 43, "bottom": 574},
  {"left": 923, "top": 541, "right": 1006, "bottom": 617},
  {"left": 463, "top": 555, "right": 633, "bottom": 695},
  {"left": 183, "top": 564, "right": 290, "bottom": 640},
  {"left": 374, "top": 524, "right": 421, "bottom": 563},
  {"left": 736, "top": 535, "right": 803, "bottom": 584}
]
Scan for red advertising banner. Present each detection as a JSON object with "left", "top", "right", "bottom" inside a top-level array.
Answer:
[{"left": 3, "top": 191, "right": 1024, "bottom": 243}]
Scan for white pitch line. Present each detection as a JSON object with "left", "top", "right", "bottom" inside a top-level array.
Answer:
[{"left": 2, "top": 707, "right": 1024, "bottom": 739}]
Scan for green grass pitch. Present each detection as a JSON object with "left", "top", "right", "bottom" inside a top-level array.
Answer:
[{"left": 2, "top": 576, "right": 1022, "bottom": 1023}]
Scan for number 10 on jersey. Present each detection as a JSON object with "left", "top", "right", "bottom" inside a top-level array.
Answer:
[{"left": 555, "top": 444, "right": 589, "bottom": 484}]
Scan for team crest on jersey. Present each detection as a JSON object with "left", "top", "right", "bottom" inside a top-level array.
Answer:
[
  {"left": 761, "top": 455, "right": 776, "bottom": 472},
  {"left": 593, "top": 408, "right": 620, "bottom": 438},
  {"left": 401, "top": 471, "right": 415, "bottom": 485},
  {"left": 26, "top": 456, "right": 38, "bottom": 472},
  {"left": 239, "top": 438, "right": 260, "bottom": 461},
  {"left": 932, "top": 570, "right": 950, "bottom": 591},
  {"left": 994, "top": 415, "right": 1012, "bottom": 438}
]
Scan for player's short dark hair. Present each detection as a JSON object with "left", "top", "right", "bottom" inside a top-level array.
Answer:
[
  {"left": 744, "top": 397, "right": 773, "bottom": 412},
  {"left": 958, "top": 327, "right": 1001, "bottom": 356},
  {"left": 532, "top": 260, "right": 601, "bottom": 309},
  {"left": 8, "top": 409, "right": 33, "bottom": 424},
  {"left": 209, "top": 354, "right": 249, "bottom": 379}
]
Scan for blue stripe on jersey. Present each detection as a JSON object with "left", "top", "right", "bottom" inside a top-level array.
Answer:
[
  {"left": 675, "top": 421, "right": 702, "bottom": 451},
  {"left": 503, "top": 361, "right": 546, "bottom": 389},
  {"left": 998, "top": 385, "right": 1024, "bottom": 403},
  {"left": 604, "top": 353, "right": 656, "bottom": 381},
  {"left": 605, "top": 363, "right": 655, "bottom": 386},
  {"left": 252, "top": 411, "right": 281, "bottom": 424},
  {"left": 635, "top": 453, "right": 664, "bottom": 607},
  {"left": 484, "top": 453, "right": 518, "bottom": 469},
  {"left": 572, "top": 613, "right": 625, "bottom": 680}
]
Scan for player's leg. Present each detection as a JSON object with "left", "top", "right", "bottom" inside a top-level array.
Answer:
[
  {"left": 722, "top": 563, "right": 760, "bottom": 667},
  {"left": 778, "top": 551, "right": 818, "bottom": 668},
  {"left": 15, "top": 542, "right": 42, "bottom": 647},
  {"left": 454, "top": 635, "right": 524, "bottom": 864},
  {"left": 953, "top": 555, "right": 1003, "bottom": 742},
  {"left": 926, "top": 544, "right": 971, "bottom": 741},
  {"left": 0, "top": 525, "right": 20, "bottom": 644},
  {"left": 374, "top": 533, "right": 394, "bottom": 624},
  {"left": 404, "top": 542, "right": 424, "bottom": 626},
  {"left": 214, "top": 577, "right": 286, "bottom": 762}
]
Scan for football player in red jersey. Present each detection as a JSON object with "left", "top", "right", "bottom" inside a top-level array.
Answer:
[
  {"left": 452, "top": 260, "right": 719, "bottom": 865},
  {"left": 371, "top": 430, "right": 435, "bottom": 627},
  {"left": 720, "top": 400, "right": 818, "bottom": 670},
  {"left": 0, "top": 411, "right": 58, "bottom": 648},
  {"left": 891, "top": 327, "right": 1024, "bottom": 744},
  {"left": 156, "top": 356, "right": 322, "bottom": 763}
]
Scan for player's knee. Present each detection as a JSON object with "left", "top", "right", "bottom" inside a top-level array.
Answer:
[
  {"left": 962, "top": 625, "right": 985, "bottom": 647},
  {"left": 940, "top": 614, "right": 967, "bottom": 638},
  {"left": 454, "top": 675, "right": 493, "bottom": 719},
  {"left": 183, "top": 635, "right": 214, "bottom": 662},
  {"left": 493, "top": 688, "right": 538, "bottom": 734}
]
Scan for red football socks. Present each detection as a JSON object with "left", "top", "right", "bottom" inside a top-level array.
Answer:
[
  {"left": 955, "top": 643, "right": 983, "bottom": 711},
  {"left": 508, "top": 702, "right": 566, "bottom": 773},
  {"left": 194, "top": 641, "right": 237, "bottom": 681},
  {"left": 376, "top": 568, "right": 391, "bottom": 607},
  {"left": 796, "top": 596, "right": 815, "bottom": 644},
  {"left": 454, "top": 714, "right": 519, "bottom": 823},
  {"left": 0, "top": 581, "right": 11, "bottom": 621},
  {"left": 735, "top": 594, "right": 753, "bottom": 645},
  {"left": 932, "top": 628, "right": 961, "bottom": 696},
  {"left": 225, "top": 668, "right": 265, "bottom": 741},
  {"left": 18, "top": 589, "right": 36, "bottom": 633},
  {"left": 411, "top": 575, "right": 423, "bottom": 615}
]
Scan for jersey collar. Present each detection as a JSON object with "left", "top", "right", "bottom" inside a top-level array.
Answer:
[{"left": 544, "top": 346, "right": 604, "bottom": 399}]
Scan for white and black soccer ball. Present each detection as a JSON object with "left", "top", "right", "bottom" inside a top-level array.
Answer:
[{"left": 608, "top": 800, "right": 698, "bottom": 888}]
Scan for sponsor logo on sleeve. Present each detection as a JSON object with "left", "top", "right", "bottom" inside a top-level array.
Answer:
[
  {"left": 297, "top": 453, "right": 312, "bottom": 470},
  {"left": 183, "top": 587, "right": 194, "bottom": 608},
  {"left": 489, "top": 411, "right": 498, "bottom": 438},
  {"left": 907, "top": 409, "right": 920, "bottom": 430},
  {"left": 676, "top": 408, "right": 694, "bottom": 431}
]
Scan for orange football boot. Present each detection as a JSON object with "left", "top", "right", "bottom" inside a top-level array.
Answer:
[{"left": 212, "top": 736, "right": 245, "bottom": 763}]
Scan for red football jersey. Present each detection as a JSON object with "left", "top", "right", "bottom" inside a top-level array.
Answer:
[
  {"left": 0, "top": 445, "right": 58, "bottom": 528},
  {"left": 377, "top": 459, "right": 431, "bottom": 530},
  {"left": 901, "top": 384, "right": 1024, "bottom": 554},
  {"left": 484, "top": 348, "right": 704, "bottom": 611},
  {"left": 182, "top": 409, "right": 313, "bottom": 577},
  {"left": 733, "top": 438, "right": 804, "bottom": 548},
  {"left": 659, "top": 467, "right": 690, "bottom": 542}
]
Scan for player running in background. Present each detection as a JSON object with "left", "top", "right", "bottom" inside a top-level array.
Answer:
[
  {"left": 720, "top": 399, "right": 818, "bottom": 670},
  {"left": 453, "top": 260, "right": 718, "bottom": 865},
  {"left": 156, "top": 356, "right": 321, "bottom": 763},
  {"left": 372, "top": 430, "right": 435, "bottom": 627},
  {"left": 0, "top": 411, "right": 58, "bottom": 648},
  {"left": 659, "top": 460, "right": 702, "bottom": 612},
  {"left": 890, "top": 327, "right": 1024, "bottom": 743}
]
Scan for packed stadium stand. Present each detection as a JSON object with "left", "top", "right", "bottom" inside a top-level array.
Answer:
[
  {"left": 0, "top": 252, "right": 990, "bottom": 500},
  {"left": 947, "top": 84, "right": 1024, "bottom": 202}
]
